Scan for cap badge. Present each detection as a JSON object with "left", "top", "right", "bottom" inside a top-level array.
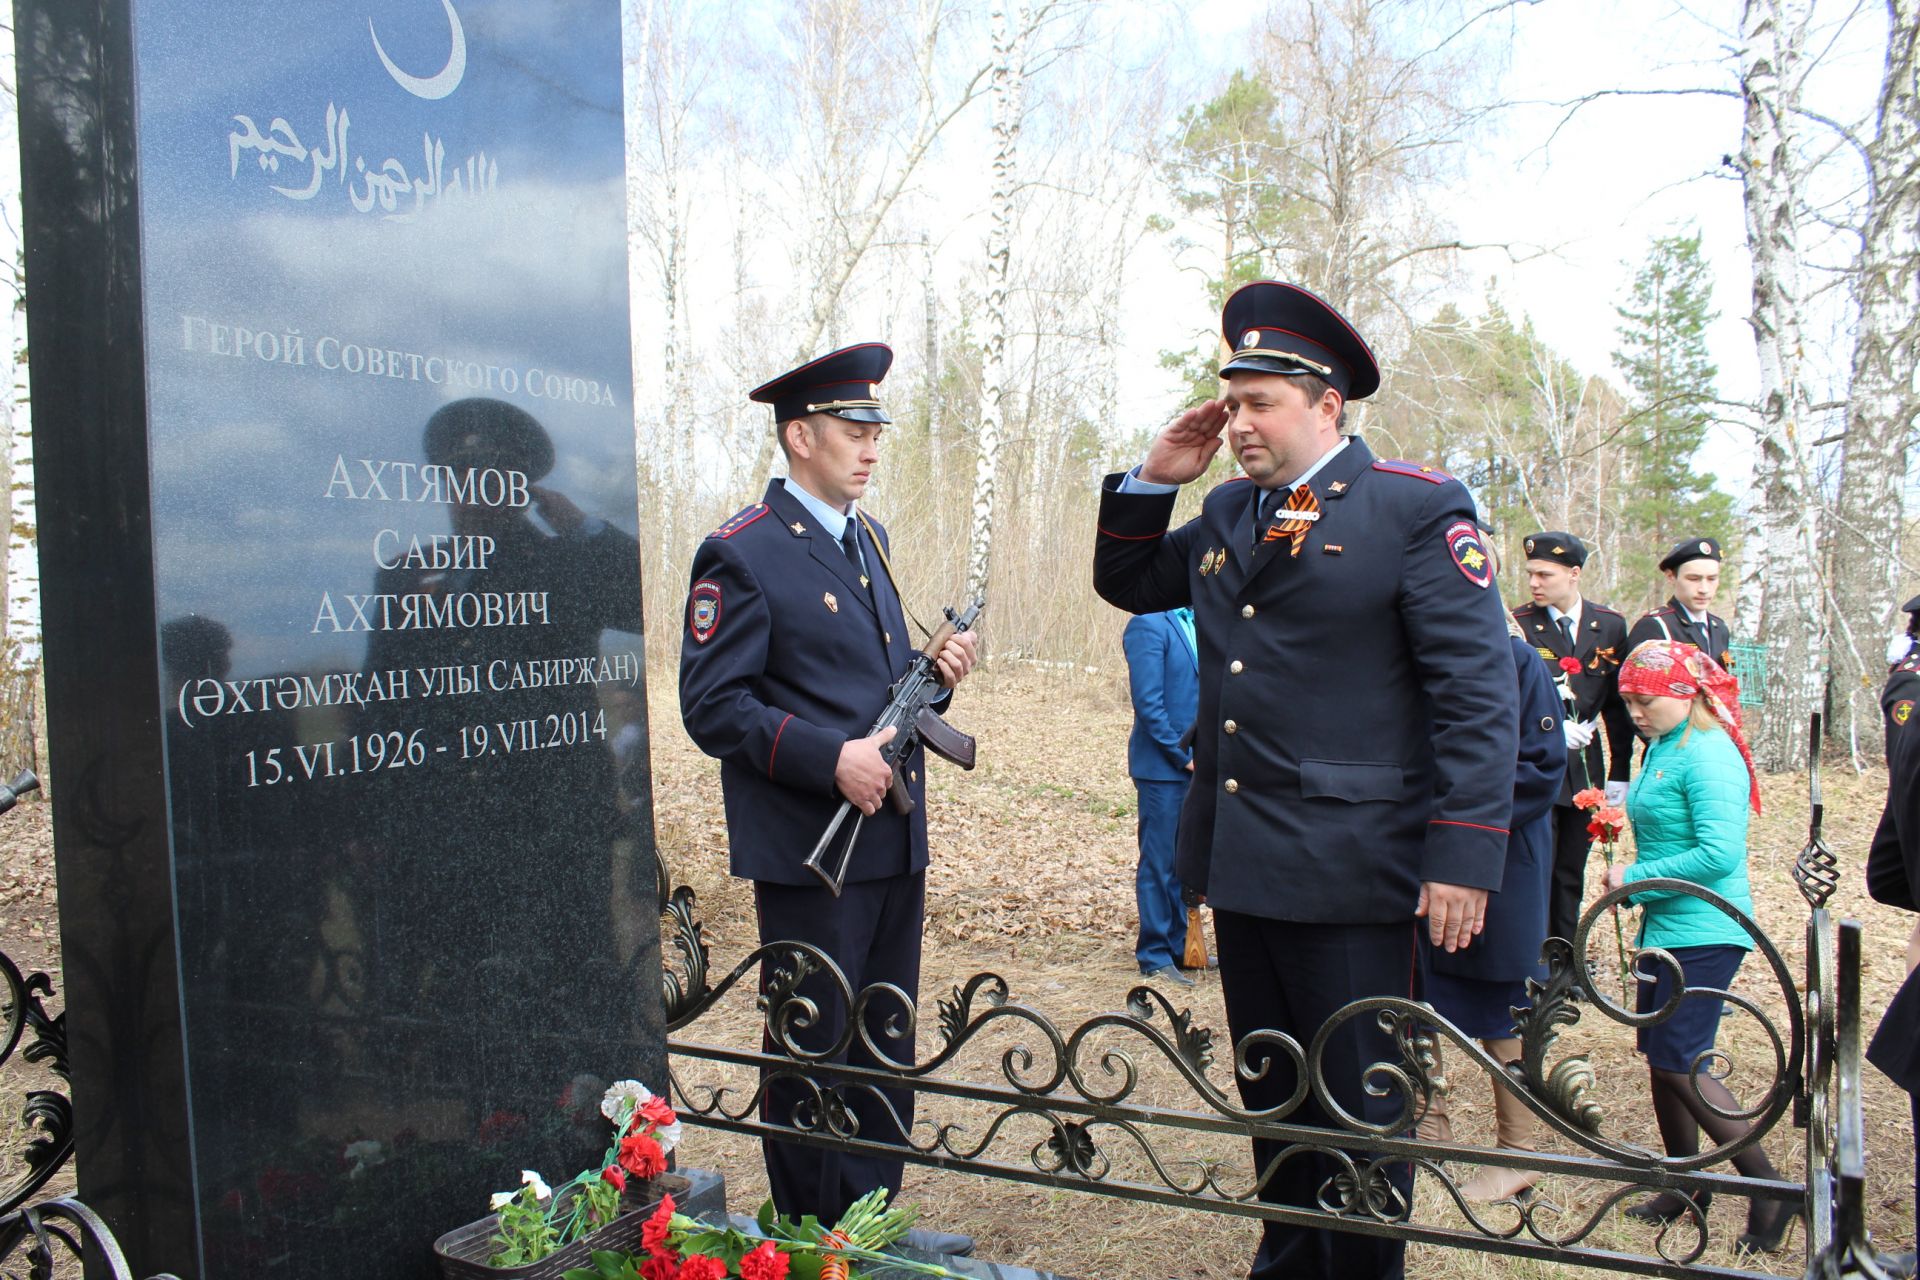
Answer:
[
  {"left": 1525, "top": 538, "right": 1535, "bottom": 554},
  {"left": 1241, "top": 330, "right": 1260, "bottom": 349},
  {"left": 1553, "top": 545, "right": 1566, "bottom": 555},
  {"left": 824, "top": 592, "right": 839, "bottom": 613},
  {"left": 1700, "top": 540, "right": 1713, "bottom": 554}
]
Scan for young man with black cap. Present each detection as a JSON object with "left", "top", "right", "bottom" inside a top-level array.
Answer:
[
  {"left": 1509, "top": 532, "right": 1633, "bottom": 946},
  {"left": 1627, "top": 536, "right": 1735, "bottom": 671},
  {"left": 678, "top": 343, "right": 978, "bottom": 1254},
  {"left": 1094, "top": 280, "right": 1518, "bottom": 1280}
]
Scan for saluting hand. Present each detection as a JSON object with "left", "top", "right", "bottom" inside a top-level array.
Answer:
[
  {"left": 1416, "top": 881, "right": 1488, "bottom": 953},
  {"left": 835, "top": 726, "right": 898, "bottom": 815},
  {"left": 1139, "top": 399, "right": 1230, "bottom": 486}
]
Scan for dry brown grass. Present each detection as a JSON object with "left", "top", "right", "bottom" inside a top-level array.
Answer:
[{"left": 3, "top": 660, "right": 1915, "bottom": 1280}]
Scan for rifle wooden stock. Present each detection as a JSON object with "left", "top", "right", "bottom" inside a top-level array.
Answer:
[{"left": 1182, "top": 908, "right": 1208, "bottom": 971}]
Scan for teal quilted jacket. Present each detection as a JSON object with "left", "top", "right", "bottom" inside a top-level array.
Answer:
[{"left": 1621, "top": 721, "right": 1755, "bottom": 952}]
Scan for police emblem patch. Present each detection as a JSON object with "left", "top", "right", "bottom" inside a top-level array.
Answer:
[
  {"left": 1445, "top": 520, "right": 1493, "bottom": 588},
  {"left": 1896, "top": 700, "right": 1914, "bottom": 726},
  {"left": 689, "top": 579, "right": 722, "bottom": 644}
]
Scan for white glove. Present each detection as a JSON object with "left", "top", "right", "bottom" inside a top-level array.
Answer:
[
  {"left": 1562, "top": 718, "right": 1597, "bottom": 750},
  {"left": 1890, "top": 631, "right": 1915, "bottom": 665},
  {"left": 1604, "top": 781, "right": 1628, "bottom": 808}
]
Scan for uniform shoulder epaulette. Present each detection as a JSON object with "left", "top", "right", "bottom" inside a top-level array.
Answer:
[
  {"left": 1511, "top": 601, "right": 1543, "bottom": 616},
  {"left": 1645, "top": 604, "right": 1676, "bottom": 618},
  {"left": 1899, "top": 653, "right": 1920, "bottom": 675},
  {"left": 1588, "top": 603, "right": 1624, "bottom": 617},
  {"left": 1370, "top": 459, "right": 1451, "bottom": 484},
  {"left": 708, "top": 503, "right": 770, "bottom": 539}
]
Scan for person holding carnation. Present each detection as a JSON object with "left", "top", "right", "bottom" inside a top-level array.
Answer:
[{"left": 1605, "top": 639, "right": 1795, "bottom": 1252}]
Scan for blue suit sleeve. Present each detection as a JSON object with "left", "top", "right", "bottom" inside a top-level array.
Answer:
[
  {"left": 678, "top": 538, "right": 845, "bottom": 797},
  {"left": 1511, "top": 638, "right": 1563, "bottom": 830},
  {"left": 1396, "top": 482, "right": 1520, "bottom": 890},
  {"left": 1124, "top": 616, "right": 1186, "bottom": 761}
]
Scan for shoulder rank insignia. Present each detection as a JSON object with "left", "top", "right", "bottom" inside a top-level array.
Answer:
[
  {"left": 709, "top": 504, "right": 769, "bottom": 539},
  {"left": 1444, "top": 520, "right": 1493, "bottom": 588},
  {"left": 1371, "top": 458, "right": 1451, "bottom": 484},
  {"left": 1895, "top": 699, "right": 1913, "bottom": 726},
  {"left": 688, "top": 578, "right": 722, "bottom": 644}
]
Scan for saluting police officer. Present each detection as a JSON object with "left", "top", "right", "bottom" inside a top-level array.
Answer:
[
  {"left": 1093, "top": 280, "right": 1519, "bottom": 1280},
  {"left": 678, "top": 344, "right": 978, "bottom": 1255},
  {"left": 1509, "top": 533, "right": 1634, "bottom": 945},
  {"left": 1627, "top": 536, "right": 1736, "bottom": 671}
]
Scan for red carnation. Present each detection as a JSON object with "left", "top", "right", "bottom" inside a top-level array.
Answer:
[
  {"left": 677, "top": 1258, "right": 728, "bottom": 1280},
  {"left": 740, "top": 1241, "right": 791, "bottom": 1280},
  {"left": 620, "top": 1131, "right": 668, "bottom": 1179},
  {"left": 639, "top": 1095, "right": 678, "bottom": 1130},
  {"left": 1572, "top": 787, "right": 1605, "bottom": 811},
  {"left": 602, "top": 1164, "right": 627, "bottom": 1193},
  {"left": 1558, "top": 656, "right": 1583, "bottom": 674},
  {"left": 641, "top": 1193, "right": 676, "bottom": 1253},
  {"left": 640, "top": 1253, "right": 680, "bottom": 1280}
]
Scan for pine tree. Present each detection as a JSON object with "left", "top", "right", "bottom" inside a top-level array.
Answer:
[{"left": 1611, "top": 230, "right": 1735, "bottom": 591}]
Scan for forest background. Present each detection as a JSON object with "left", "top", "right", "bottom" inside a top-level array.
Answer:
[{"left": 0, "top": 0, "right": 1913, "bottom": 772}]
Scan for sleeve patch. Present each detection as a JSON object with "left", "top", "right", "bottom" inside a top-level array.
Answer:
[
  {"left": 1893, "top": 699, "right": 1912, "bottom": 726},
  {"left": 1371, "top": 459, "right": 1451, "bottom": 484},
  {"left": 688, "top": 578, "right": 722, "bottom": 643},
  {"left": 1444, "top": 520, "right": 1493, "bottom": 588},
  {"left": 708, "top": 504, "right": 769, "bottom": 539}
]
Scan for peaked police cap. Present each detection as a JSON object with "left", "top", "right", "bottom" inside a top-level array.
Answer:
[
  {"left": 1217, "top": 280, "right": 1381, "bottom": 401},
  {"left": 750, "top": 342, "right": 893, "bottom": 424}
]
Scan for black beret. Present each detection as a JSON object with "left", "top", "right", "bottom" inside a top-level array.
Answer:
[
  {"left": 1217, "top": 281, "right": 1380, "bottom": 401},
  {"left": 1521, "top": 531, "right": 1587, "bottom": 569},
  {"left": 1659, "top": 536, "right": 1722, "bottom": 573},
  {"left": 423, "top": 398, "right": 555, "bottom": 481},
  {"left": 750, "top": 343, "right": 893, "bottom": 424},
  {"left": 1902, "top": 594, "right": 1920, "bottom": 615}
]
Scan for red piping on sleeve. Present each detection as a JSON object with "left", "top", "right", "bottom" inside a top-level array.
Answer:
[
  {"left": 768, "top": 714, "right": 793, "bottom": 778},
  {"left": 1097, "top": 525, "right": 1164, "bottom": 541},
  {"left": 1430, "top": 818, "right": 1509, "bottom": 835}
]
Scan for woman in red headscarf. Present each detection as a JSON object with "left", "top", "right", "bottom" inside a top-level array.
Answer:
[{"left": 1605, "top": 639, "right": 1793, "bottom": 1251}]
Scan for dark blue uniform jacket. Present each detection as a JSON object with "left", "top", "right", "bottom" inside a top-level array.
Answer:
[
  {"left": 1430, "top": 634, "right": 1562, "bottom": 982},
  {"left": 1092, "top": 435, "right": 1520, "bottom": 924},
  {"left": 1868, "top": 653, "right": 1920, "bottom": 1093},
  {"left": 679, "top": 481, "right": 936, "bottom": 887}
]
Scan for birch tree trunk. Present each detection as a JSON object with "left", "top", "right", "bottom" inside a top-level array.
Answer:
[
  {"left": 1827, "top": 0, "right": 1920, "bottom": 760},
  {"left": 966, "top": 0, "right": 1029, "bottom": 603},
  {"left": 1739, "top": 0, "right": 1821, "bottom": 771}
]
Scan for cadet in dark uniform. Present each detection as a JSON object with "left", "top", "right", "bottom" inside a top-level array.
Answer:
[
  {"left": 1093, "top": 280, "right": 1519, "bottom": 1280},
  {"left": 1509, "top": 533, "right": 1633, "bottom": 944},
  {"left": 1867, "top": 592, "right": 1920, "bottom": 1264},
  {"left": 1627, "top": 537, "right": 1735, "bottom": 672},
  {"left": 678, "top": 344, "right": 978, "bottom": 1253},
  {"left": 1885, "top": 594, "right": 1920, "bottom": 751}
]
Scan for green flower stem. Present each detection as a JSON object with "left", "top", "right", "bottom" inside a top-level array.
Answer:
[
  {"left": 1596, "top": 838, "right": 1632, "bottom": 1002},
  {"left": 666, "top": 1213, "right": 960, "bottom": 1279}
]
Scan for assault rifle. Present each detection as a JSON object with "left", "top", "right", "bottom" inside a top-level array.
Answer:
[{"left": 802, "top": 598, "right": 984, "bottom": 896}]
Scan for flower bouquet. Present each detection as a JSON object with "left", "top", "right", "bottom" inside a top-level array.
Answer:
[
  {"left": 433, "top": 1080, "right": 688, "bottom": 1279},
  {"left": 1573, "top": 786, "right": 1633, "bottom": 999},
  {"left": 561, "top": 1187, "right": 963, "bottom": 1280}
]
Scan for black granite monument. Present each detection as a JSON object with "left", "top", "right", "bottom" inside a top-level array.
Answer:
[{"left": 15, "top": 2, "right": 665, "bottom": 1274}]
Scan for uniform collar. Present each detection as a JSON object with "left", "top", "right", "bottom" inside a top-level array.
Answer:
[
  {"left": 781, "top": 476, "right": 855, "bottom": 541},
  {"left": 1546, "top": 598, "right": 1584, "bottom": 632},
  {"left": 1257, "top": 435, "right": 1350, "bottom": 497}
]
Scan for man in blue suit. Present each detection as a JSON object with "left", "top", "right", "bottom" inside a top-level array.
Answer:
[
  {"left": 679, "top": 343, "right": 978, "bottom": 1254},
  {"left": 1122, "top": 608, "right": 1200, "bottom": 984}
]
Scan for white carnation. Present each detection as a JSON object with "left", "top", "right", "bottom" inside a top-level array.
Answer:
[
  {"left": 654, "top": 1118, "right": 684, "bottom": 1154},
  {"left": 600, "top": 1079, "right": 655, "bottom": 1125}
]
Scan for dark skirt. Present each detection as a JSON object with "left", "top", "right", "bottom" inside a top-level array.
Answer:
[
  {"left": 1635, "top": 944, "right": 1746, "bottom": 1073},
  {"left": 1423, "top": 968, "right": 1529, "bottom": 1040}
]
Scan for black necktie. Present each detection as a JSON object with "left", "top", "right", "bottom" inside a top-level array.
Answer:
[
  {"left": 840, "top": 520, "right": 862, "bottom": 568},
  {"left": 1557, "top": 616, "right": 1575, "bottom": 651},
  {"left": 1254, "top": 488, "right": 1280, "bottom": 547}
]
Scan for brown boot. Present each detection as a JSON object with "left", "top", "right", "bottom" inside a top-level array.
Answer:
[
  {"left": 1416, "top": 1076, "right": 1453, "bottom": 1144},
  {"left": 1459, "top": 1040, "right": 1538, "bottom": 1202}
]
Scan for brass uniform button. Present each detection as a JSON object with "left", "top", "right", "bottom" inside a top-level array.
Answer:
[
  {"left": 1224, "top": 720, "right": 1238, "bottom": 734},
  {"left": 885, "top": 631, "right": 892, "bottom": 644},
  {"left": 1241, "top": 604, "right": 1255, "bottom": 618},
  {"left": 1229, "top": 660, "right": 1244, "bottom": 674},
  {"left": 1224, "top": 779, "right": 1239, "bottom": 794},
  {"left": 909, "top": 770, "right": 918, "bottom": 781}
]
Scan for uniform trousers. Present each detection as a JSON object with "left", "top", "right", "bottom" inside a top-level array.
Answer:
[
  {"left": 1133, "top": 778, "right": 1187, "bottom": 972},
  {"left": 753, "top": 872, "right": 925, "bottom": 1223},
  {"left": 1547, "top": 804, "right": 1594, "bottom": 947},
  {"left": 1215, "top": 910, "right": 1416, "bottom": 1280}
]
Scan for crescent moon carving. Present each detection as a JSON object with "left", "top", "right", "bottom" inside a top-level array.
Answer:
[{"left": 370, "top": 0, "right": 467, "bottom": 101}]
